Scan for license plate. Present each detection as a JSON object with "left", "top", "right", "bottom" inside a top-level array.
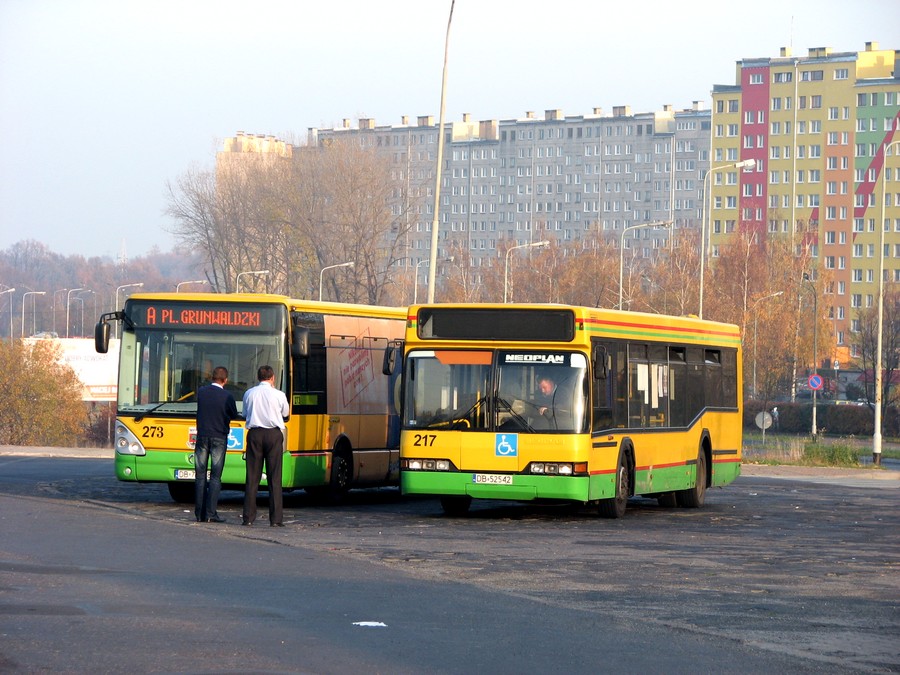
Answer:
[
  {"left": 473, "top": 473, "right": 513, "bottom": 485},
  {"left": 174, "top": 469, "right": 196, "bottom": 480}
]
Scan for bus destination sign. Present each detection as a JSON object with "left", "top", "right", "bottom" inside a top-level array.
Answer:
[{"left": 127, "top": 301, "right": 280, "bottom": 332}]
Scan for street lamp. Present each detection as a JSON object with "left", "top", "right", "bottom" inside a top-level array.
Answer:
[
  {"left": 1, "top": 288, "right": 14, "bottom": 341},
  {"left": 873, "top": 139, "right": 900, "bottom": 465},
  {"left": 699, "top": 159, "right": 755, "bottom": 318},
  {"left": 425, "top": 0, "right": 455, "bottom": 304},
  {"left": 414, "top": 259, "right": 430, "bottom": 304},
  {"left": 236, "top": 270, "right": 270, "bottom": 293},
  {"left": 618, "top": 221, "right": 670, "bottom": 310},
  {"left": 504, "top": 241, "right": 549, "bottom": 303},
  {"left": 413, "top": 256, "right": 454, "bottom": 303},
  {"left": 802, "top": 274, "right": 819, "bottom": 440},
  {"left": 65, "top": 287, "right": 84, "bottom": 338},
  {"left": 52, "top": 288, "right": 67, "bottom": 335},
  {"left": 116, "top": 283, "right": 144, "bottom": 310},
  {"left": 115, "top": 283, "right": 144, "bottom": 338},
  {"left": 76, "top": 290, "right": 96, "bottom": 337},
  {"left": 176, "top": 279, "right": 209, "bottom": 292},
  {"left": 318, "top": 262, "right": 354, "bottom": 302},
  {"left": 21, "top": 291, "right": 46, "bottom": 338},
  {"left": 751, "top": 291, "right": 783, "bottom": 398}
]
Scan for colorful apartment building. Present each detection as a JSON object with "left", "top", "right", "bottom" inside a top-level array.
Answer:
[{"left": 711, "top": 41, "right": 900, "bottom": 360}]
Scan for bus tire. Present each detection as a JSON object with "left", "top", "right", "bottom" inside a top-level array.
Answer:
[
  {"left": 598, "top": 449, "right": 630, "bottom": 519},
  {"left": 676, "top": 449, "right": 707, "bottom": 508},
  {"left": 306, "top": 449, "right": 352, "bottom": 504},
  {"left": 167, "top": 482, "right": 193, "bottom": 504},
  {"left": 440, "top": 495, "right": 472, "bottom": 516}
]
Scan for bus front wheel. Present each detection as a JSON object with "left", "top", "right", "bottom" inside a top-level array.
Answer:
[{"left": 598, "top": 451, "right": 630, "bottom": 519}]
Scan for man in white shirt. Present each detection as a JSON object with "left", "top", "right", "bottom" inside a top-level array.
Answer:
[{"left": 242, "top": 365, "right": 290, "bottom": 527}]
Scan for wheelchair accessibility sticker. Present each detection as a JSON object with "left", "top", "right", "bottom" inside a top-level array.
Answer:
[
  {"left": 227, "top": 428, "right": 245, "bottom": 450},
  {"left": 495, "top": 433, "right": 518, "bottom": 457}
]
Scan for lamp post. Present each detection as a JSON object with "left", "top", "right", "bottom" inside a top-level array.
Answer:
[
  {"left": 176, "top": 279, "right": 209, "bottom": 292},
  {"left": 236, "top": 270, "right": 270, "bottom": 293},
  {"left": 77, "top": 290, "right": 96, "bottom": 337},
  {"left": 52, "top": 288, "right": 67, "bottom": 335},
  {"left": 873, "top": 139, "right": 900, "bottom": 465},
  {"left": 425, "top": 0, "right": 455, "bottom": 304},
  {"left": 751, "top": 291, "right": 783, "bottom": 398},
  {"left": 318, "top": 262, "right": 354, "bottom": 302},
  {"left": 618, "top": 221, "right": 670, "bottom": 310},
  {"left": 116, "top": 283, "right": 143, "bottom": 310},
  {"left": 699, "top": 159, "right": 755, "bottom": 318},
  {"left": 21, "top": 291, "right": 46, "bottom": 338},
  {"left": 504, "top": 240, "right": 549, "bottom": 303},
  {"left": 413, "top": 256, "right": 454, "bottom": 303},
  {"left": 414, "top": 259, "right": 429, "bottom": 304},
  {"left": 801, "top": 274, "right": 819, "bottom": 440},
  {"left": 1, "top": 288, "right": 14, "bottom": 341},
  {"left": 65, "top": 288, "right": 84, "bottom": 338},
  {"left": 115, "top": 283, "right": 144, "bottom": 338}
]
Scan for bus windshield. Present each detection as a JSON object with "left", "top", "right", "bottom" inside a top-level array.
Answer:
[
  {"left": 116, "top": 301, "right": 288, "bottom": 416},
  {"left": 403, "top": 350, "right": 588, "bottom": 433}
]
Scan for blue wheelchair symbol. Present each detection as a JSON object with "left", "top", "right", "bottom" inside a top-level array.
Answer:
[
  {"left": 496, "top": 433, "right": 518, "bottom": 457},
  {"left": 228, "top": 428, "right": 245, "bottom": 450}
]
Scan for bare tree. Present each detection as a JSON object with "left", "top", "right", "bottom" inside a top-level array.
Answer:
[{"left": 853, "top": 281, "right": 900, "bottom": 410}]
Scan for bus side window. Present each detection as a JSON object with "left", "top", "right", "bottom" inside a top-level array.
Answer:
[{"left": 592, "top": 341, "right": 614, "bottom": 431}]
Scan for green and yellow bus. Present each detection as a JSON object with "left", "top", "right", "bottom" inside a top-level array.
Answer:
[
  {"left": 95, "top": 293, "right": 405, "bottom": 502},
  {"left": 392, "top": 303, "right": 742, "bottom": 517}
]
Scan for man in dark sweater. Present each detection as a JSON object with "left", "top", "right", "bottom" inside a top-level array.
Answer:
[{"left": 194, "top": 366, "right": 239, "bottom": 522}]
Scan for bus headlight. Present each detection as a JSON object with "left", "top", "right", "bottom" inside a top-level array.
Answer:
[
  {"left": 528, "top": 462, "right": 580, "bottom": 475},
  {"left": 115, "top": 423, "right": 146, "bottom": 456},
  {"left": 401, "top": 458, "right": 452, "bottom": 471}
]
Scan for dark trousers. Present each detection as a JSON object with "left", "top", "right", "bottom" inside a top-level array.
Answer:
[
  {"left": 194, "top": 435, "right": 227, "bottom": 521},
  {"left": 243, "top": 427, "right": 284, "bottom": 525}
]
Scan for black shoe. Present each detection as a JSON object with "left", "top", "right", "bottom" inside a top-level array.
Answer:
[
  {"left": 270, "top": 522, "right": 284, "bottom": 527},
  {"left": 207, "top": 515, "right": 226, "bottom": 523},
  {"left": 241, "top": 520, "right": 253, "bottom": 526}
]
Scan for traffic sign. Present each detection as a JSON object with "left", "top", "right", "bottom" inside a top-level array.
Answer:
[{"left": 808, "top": 374, "right": 823, "bottom": 390}]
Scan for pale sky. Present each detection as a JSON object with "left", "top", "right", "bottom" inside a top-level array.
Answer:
[{"left": 1, "top": 0, "right": 898, "bottom": 259}]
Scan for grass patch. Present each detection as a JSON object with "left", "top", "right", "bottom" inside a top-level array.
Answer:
[
  {"left": 800, "top": 442, "right": 860, "bottom": 467},
  {"left": 743, "top": 434, "right": 869, "bottom": 467}
]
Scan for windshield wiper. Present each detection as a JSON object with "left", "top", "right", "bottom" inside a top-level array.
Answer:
[
  {"left": 134, "top": 391, "right": 195, "bottom": 423},
  {"left": 496, "top": 396, "right": 536, "bottom": 433}
]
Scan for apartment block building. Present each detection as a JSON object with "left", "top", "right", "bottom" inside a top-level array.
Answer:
[
  {"left": 304, "top": 104, "right": 710, "bottom": 281},
  {"left": 711, "top": 41, "right": 900, "bottom": 359}
]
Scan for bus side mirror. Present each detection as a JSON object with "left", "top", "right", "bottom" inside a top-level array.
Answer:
[
  {"left": 382, "top": 340, "right": 402, "bottom": 376},
  {"left": 95, "top": 320, "right": 110, "bottom": 354},
  {"left": 292, "top": 326, "right": 309, "bottom": 358}
]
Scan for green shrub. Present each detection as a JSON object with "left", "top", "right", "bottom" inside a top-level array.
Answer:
[{"left": 800, "top": 442, "right": 860, "bottom": 467}]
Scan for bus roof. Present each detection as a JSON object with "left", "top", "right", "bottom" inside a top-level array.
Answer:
[
  {"left": 126, "top": 292, "right": 406, "bottom": 319},
  {"left": 406, "top": 303, "right": 741, "bottom": 347}
]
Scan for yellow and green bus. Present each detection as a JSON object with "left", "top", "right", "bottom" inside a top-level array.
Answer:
[
  {"left": 95, "top": 293, "right": 405, "bottom": 503},
  {"left": 392, "top": 303, "right": 742, "bottom": 517}
]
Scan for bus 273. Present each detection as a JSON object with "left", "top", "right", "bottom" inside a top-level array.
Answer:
[
  {"left": 95, "top": 293, "right": 405, "bottom": 503},
  {"left": 385, "top": 303, "right": 742, "bottom": 518}
]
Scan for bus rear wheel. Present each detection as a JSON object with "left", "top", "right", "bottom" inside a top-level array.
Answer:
[
  {"left": 598, "top": 452, "right": 629, "bottom": 519},
  {"left": 676, "top": 450, "right": 707, "bottom": 508}
]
